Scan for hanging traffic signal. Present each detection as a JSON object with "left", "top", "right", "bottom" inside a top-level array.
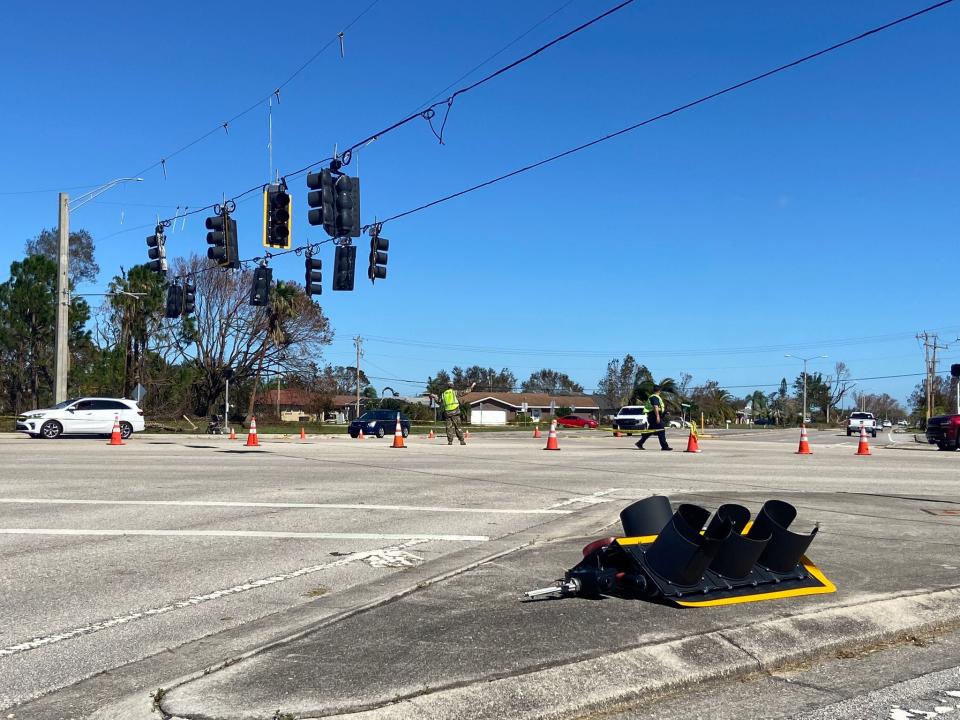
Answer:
[
  {"left": 249, "top": 266, "right": 273, "bottom": 307},
  {"left": 368, "top": 227, "right": 388, "bottom": 284},
  {"left": 182, "top": 281, "right": 196, "bottom": 316},
  {"left": 331, "top": 245, "right": 356, "bottom": 291},
  {"left": 305, "top": 254, "right": 323, "bottom": 297},
  {"left": 164, "top": 284, "right": 183, "bottom": 319},
  {"left": 146, "top": 225, "right": 167, "bottom": 275},
  {"left": 263, "top": 183, "right": 292, "bottom": 249},
  {"left": 206, "top": 203, "right": 240, "bottom": 269},
  {"left": 306, "top": 169, "right": 336, "bottom": 238},
  {"left": 334, "top": 174, "right": 361, "bottom": 238}
]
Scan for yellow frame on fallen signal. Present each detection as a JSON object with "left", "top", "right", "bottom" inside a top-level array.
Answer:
[{"left": 614, "top": 528, "right": 836, "bottom": 607}]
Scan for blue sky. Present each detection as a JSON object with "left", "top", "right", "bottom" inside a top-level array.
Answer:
[{"left": 2, "top": 0, "right": 958, "bottom": 402}]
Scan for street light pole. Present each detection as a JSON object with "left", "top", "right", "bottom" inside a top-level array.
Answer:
[
  {"left": 785, "top": 354, "right": 827, "bottom": 424},
  {"left": 54, "top": 178, "right": 143, "bottom": 403}
]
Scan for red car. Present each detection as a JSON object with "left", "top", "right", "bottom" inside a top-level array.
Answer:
[{"left": 556, "top": 415, "right": 598, "bottom": 429}]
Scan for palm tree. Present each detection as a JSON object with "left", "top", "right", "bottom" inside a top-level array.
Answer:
[
  {"left": 246, "top": 281, "right": 299, "bottom": 420},
  {"left": 631, "top": 376, "right": 680, "bottom": 414}
]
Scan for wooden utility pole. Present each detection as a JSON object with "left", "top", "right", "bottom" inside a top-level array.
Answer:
[
  {"left": 917, "top": 332, "right": 949, "bottom": 421},
  {"left": 354, "top": 335, "right": 363, "bottom": 420},
  {"left": 54, "top": 193, "right": 70, "bottom": 404}
]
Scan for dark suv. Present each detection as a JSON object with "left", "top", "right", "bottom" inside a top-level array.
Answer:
[{"left": 349, "top": 410, "right": 411, "bottom": 439}]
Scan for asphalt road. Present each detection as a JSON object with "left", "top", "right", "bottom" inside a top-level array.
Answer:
[{"left": 0, "top": 426, "right": 956, "bottom": 717}]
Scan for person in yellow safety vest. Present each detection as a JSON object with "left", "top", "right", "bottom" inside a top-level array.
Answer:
[
  {"left": 636, "top": 385, "right": 673, "bottom": 451},
  {"left": 429, "top": 381, "right": 476, "bottom": 445}
]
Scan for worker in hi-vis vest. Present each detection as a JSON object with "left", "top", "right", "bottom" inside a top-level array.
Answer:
[
  {"left": 636, "top": 385, "right": 673, "bottom": 451},
  {"left": 429, "top": 381, "right": 476, "bottom": 445}
]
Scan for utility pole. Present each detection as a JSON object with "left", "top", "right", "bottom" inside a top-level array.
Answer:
[
  {"left": 785, "top": 354, "right": 826, "bottom": 424},
  {"left": 354, "top": 335, "right": 363, "bottom": 420},
  {"left": 54, "top": 194, "right": 70, "bottom": 403},
  {"left": 53, "top": 177, "right": 143, "bottom": 403},
  {"left": 917, "top": 332, "right": 949, "bottom": 421}
]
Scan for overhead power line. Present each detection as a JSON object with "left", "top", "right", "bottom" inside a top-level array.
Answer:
[
  {"left": 149, "top": 0, "right": 635, "bottom": 228},
  {"left": 130, "top": 0, "right": 385, "bottom": 180},
  {"left": 369, "top": 0, "right": 955, "bottom": 230}
]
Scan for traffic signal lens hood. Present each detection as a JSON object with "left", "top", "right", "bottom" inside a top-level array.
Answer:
[
  {"left": 748, "top": 499, "right": 817, "bottom": 572},
  {"left": 619, "top": 496, "right": 673, "bottom": 538},
  {"left": 645, "top": 504, "right": 730, "bottom": 586}
]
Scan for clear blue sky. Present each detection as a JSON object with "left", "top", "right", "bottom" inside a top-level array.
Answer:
[{"left": 2, "top": 0, "right": 958, "bottom": 403}]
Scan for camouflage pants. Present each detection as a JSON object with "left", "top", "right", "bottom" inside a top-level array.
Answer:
[{"left": 444, "top": 411, "right": 466, "bottom": 444}]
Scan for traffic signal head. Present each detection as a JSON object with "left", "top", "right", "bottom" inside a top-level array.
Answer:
[
  {"left": 306, "top": 169, "right": 337, "bottom": 238},
  {"left": 249, "top": 266, "right": 273, "bottom": 307},
  {"left": 331, "top": 245, "right": 357, "bottom": 291},
  {"left": 546, "top": 495, "right": 834, "bottom": 607},
  {"left": 368, "top": 233, "right": 388, "bottom": 283},
  {"left": 334, "top": 175, "right": 361, "bottom": 238},
  {"left": 164, "top": 284, "right": 183, "bottom": 319},
  {"left": 206, "top": 213, "right": 240, "bottom": 269},
  {"left": 264, "top": 185, "right": 292, "bottom": 249},
  {"left": 305, "top": 256, "right": 322, "bottom": 297},
  {"left": 182, "top": 281, "right": 196, "bottom": 316},
  {"left": 146, "top": 225, "right": 167, "bottom": 275}
]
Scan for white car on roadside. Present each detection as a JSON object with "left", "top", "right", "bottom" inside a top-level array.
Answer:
[{"left": 16, "top": 397, "right": 145, "bottom": 439}]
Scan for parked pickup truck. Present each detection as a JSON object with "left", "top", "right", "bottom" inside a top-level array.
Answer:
[
  {"left": 925, "top": 413, "right": 960, "bottom": 451},
  {"left": 846, "top": 411, "right": 878, "bottom": 438},
  {"left": 612, "top": 406, "right": 648, "bottom": 435}
]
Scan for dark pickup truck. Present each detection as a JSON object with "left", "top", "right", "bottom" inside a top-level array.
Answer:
[{"left": 926, "top": 413, "right": 960, "bottom": 451}]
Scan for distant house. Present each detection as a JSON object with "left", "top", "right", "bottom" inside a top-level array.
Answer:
[
  {"left": 458, "top": 392, "right": 600, "bottom": 426},
  {"left": 259, "top": 389, "right": 359, "bottom": 423}
]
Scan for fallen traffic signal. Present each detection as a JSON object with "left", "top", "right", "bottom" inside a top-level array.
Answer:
[
  {"left": 332, "top": 245, "right": 356, "bottom": 291},
  {"left": 305, "top": 253, "right": 322, "bottom": 296},
  {"left": 249, "top": 265, "right": 272, "bottom": 307},
  {"left": 146, "top": 225, "right": 167, "bottom": 275},
  {"left": 525, "top": 495, "right": 834, "bottom": 607},
  {"left": 263, "top": 183, "right": 292, "bottom": 249}
]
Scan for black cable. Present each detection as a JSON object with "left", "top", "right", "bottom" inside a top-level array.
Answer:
[
  {"left": 130, "top": 0, "right": 383, "bottom": 179},
  {"left": 368, "top": 0, "right": 955, "bottom": 231},
  {"left": 147, "top": 0, "right": 633, "bottom": 227}
]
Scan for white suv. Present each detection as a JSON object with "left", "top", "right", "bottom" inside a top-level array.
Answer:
[{"left": 16, "top": 397, "right": 145, "bottom": 439}]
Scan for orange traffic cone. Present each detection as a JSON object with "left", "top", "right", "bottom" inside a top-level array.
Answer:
[
  {"left": 533, "top": 425, "right": 542, "bottom": 439},
  {"left": 245, "top": 417, "right": 260, "bottom": 447},
  {"left": 358, "top": 427, "right": 365, "bottom": 440},
  {"left": 300, "top": 426, "right": 306, "bottom": 441},
  {"left": 391, "top": 413, "right": 406, "bottom": 449},
  {"left": 614, "top": 430, "right": 623, "bottom": 438},
  {"left": 464, "top": 429, "right": 470, "bottom": 440},
  {"left": 544, "top": 420, "right": 560, "bottom": 451},
  {"left": 428, "top": 429, "right": 436, "bottom": 439},
  {"left": 107, "top": 414, "right": 125, "bottom": 446},
  {"left": 855, "top": 424, "right": 871, "bottom": 456},
  {"left": 228, "top": 427, "right": 237, "bottom": 440},
  {"left": 684, "top": 428, "right": 701, "bottom": 453},
  {"left": 796, "top": 425, "right": 812, "bottom": 455}
]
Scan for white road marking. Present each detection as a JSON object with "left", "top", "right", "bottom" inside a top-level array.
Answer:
[
  {"left": 0, "top": 542, "right": 426, "bottom": 658},
  {"left": 0, "top": 497, "right": 571, "bottom": 515},
  {"left": 365, "top": 548, "right": 423, "bottom": 568},
  {"left": 0, "top": 529, "right": 489, "bottom": 542},
  {"left": 548, "top": 488, "right": 621, "bottom": 508}
]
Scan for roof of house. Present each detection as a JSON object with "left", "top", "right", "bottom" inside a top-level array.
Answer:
[
  {"left": 260, "top": 389, "right": 359, "bottom": 408},
  {"left": 459, "top": 392, "right": 599, "bottom": 409}
]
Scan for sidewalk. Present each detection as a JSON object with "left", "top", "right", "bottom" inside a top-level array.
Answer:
[{"left": 160, "top": 489, "right": 960, "bottom": 720}]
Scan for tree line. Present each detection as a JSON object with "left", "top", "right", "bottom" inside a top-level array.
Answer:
[{"left": 1, "top": 230, "right": 942, "bottom": 425}]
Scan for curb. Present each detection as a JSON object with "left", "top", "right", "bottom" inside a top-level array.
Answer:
[{"left": 251, "top": 587, "right": 960, "bottom": 720}]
